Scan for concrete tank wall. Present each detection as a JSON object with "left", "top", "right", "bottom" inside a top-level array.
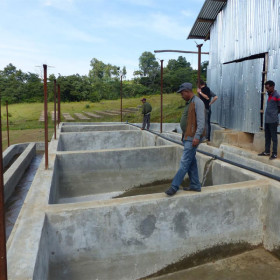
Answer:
[
  {"left": 7, "top": 122, "right": 280, "bottom": 280},
  {"left": 50, "top": 146, "right": 180, "bottom": 203},
  {"left": 57, "top": 130, "right": 172, "bottom": 151},
  {"left": 46, "top": 180, "right": 267, "bottom": 280},
  {"left": 263, "top": 184, "right": 280, "bottom": 251},
  {"left": 61, "top": 124, "right": 138, "bottom": 132}
]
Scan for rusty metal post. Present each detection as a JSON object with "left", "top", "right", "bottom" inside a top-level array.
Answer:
[
  {"left": 0, "top": 98, "right": 8, "bottom": 280},
  {"left": 5, "top": 102, "right": 9, "bottom": 147},
  {"left": 197, "top": 44, "right": 203, "bottom": 90},
  {"left": 57, "top": 84, "right": 61, "bottom": 126},
  {"left": 43, "top": 64, "right": 48, "bottom": 170},
  {"left": 160, "top": 60, "right": 164, "bottom": 133},
  {"left": 120, "top": 75, "right": 123, "bottom": 123},
  {"left": 54, "top": 79, "right": 57, "bottom": 140}
]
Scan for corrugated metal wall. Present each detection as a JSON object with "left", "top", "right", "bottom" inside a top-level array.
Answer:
[{"left": 208, "top": 0, "right": 280, "bottom": 133}]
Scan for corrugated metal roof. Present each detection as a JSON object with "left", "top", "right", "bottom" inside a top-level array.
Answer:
[{"left": 188, "top": 0, "right": 227, "bottom": 40}]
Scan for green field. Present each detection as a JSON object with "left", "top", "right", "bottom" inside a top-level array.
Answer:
[{"left": 0, "top": 93, "right": 187, "bottom": 149}]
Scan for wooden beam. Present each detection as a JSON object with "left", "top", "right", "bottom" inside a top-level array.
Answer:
[
  {"left": 204, "top": 32, "right": 210, "bottom": 41},
  {"left": 188, "top": 35, "right": 207, "bottom": 40},
  {"left": 197, "top": 18, "right": 215, "bottom": 23}
]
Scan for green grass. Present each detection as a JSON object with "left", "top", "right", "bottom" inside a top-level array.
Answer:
[{"left": 0, "top": 93, "right": 190, "bottom": 149}]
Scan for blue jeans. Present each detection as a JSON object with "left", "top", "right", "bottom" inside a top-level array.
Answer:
[{"left": 171, "top": 140, "right": 201, "bottom": 191}]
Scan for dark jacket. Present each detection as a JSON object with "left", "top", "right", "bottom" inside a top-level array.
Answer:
[{"left": 142, "top": 102, "right": 152, "bottom": 115}]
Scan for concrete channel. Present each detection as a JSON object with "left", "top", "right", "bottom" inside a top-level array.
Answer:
[{"left": 6, "top": 123, "right": 280, "bottom": 279}]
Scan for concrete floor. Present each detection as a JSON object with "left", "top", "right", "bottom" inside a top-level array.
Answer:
[{"left": 151, "top": 248, "right": 280, "bottom": 280}]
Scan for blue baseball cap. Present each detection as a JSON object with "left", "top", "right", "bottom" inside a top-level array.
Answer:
[{"left": 177, "top": 82, "right": 193, "bottom": 93}]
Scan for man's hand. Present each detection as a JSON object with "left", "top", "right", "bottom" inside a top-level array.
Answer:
[{"left": 192, "top": 138, "right": 199, "bottom": 146}]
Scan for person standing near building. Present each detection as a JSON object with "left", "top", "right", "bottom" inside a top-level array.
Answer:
[
  {"left": 258, "top": 80, "right": 280, "bottom": 160},
  {"left": 141, "top": 98, "right": 152, "bottom": 130},
  {"left": 197, "top": 80, "right": 218, "bottom": 141},
  {"left": 165, "top": 82, "right": 205, "bottom": 196}
]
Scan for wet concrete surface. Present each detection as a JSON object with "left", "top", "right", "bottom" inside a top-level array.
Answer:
[
  {"left": 150, "top": 248, "right": 280, "bottom": 280},
  {"left": 5, "top": 152, "right": 43, "bottom": 239},
  {"left": 114, "top": 180, "right": 174, "bottom": 198},
  {"left": 143, "top": 242, "right": 257, "bottom": 279},
  {"left": 114, "top": 177, "right": 211, "bottom": 198}
]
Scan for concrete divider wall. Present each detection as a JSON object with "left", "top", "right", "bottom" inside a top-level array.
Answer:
[
  {"left": 48, "top": 158, "right": 60, "bottom": 204},
  {"left": 263, "top": 184, "right": 280, "bottom": 251},
  {"left": 141, "top": 131, "right": 175, "bottom": 147},
  {"left": 57, "top": 130, "right": 173, "bottom": 151},
  {"left": 62, "top": 122, "right": 121, "bottom": 126},
  {"left": 46, "top": 182, "right": 267, "bottom": 280},
  {"left": 33, "top": 216, "right": 49, "bottom": 280},
  {"left": 7, "top": 151, "right": 53, "bottom": 280},
  {"left": 132, "top": 123, "right": 182, "bottom": 133},
  {"left": 3, "top": 143, "right": 29, "bottom": 170},
  {"left": 4, "top": 142, "right": 36, "bottom": 202},
  {"left": 211, "top": 160, "right": 262, "bottom": 186},
  {"left": 61, "top": 124, "right": 138, "bottom": 133},
  {"left": 52, "top": 146, "right": 180, "bottom": 202},
  {"left": 58, "top": 130, "right": 143, "bottom": 151}
]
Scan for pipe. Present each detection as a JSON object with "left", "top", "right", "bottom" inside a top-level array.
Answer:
[
  {"left": 54, "top": 79, "right": 57, "bottom": 140},
  {"left": 160, "top": 60, "right": 163, "bottom": 133},
  {"left": 43, "top": 64, "right": 48, "bottom": 170},
  {"left": 127, "top": 123, "right": 280, "bottom": 182},
  {"left": 120, "top": 75, "right": 123, "bottom": 123},
  {"left": 5, "top": 101, "right": 9, "bottom": 147},
  {"left": 197, "top": 44, "right": 203, "bottom": 89},
  {"left": 154, "top": 50, "right": 209, "bottom": 55},
  {"left": 58, "top": 84, "right": 61, "bottom": 126},
  {"left": 0, "top": 98, "right": 8, "bottom": 280}
]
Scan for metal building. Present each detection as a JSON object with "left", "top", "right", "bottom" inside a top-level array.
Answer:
[{"left": 189, "top": 0, "right": 280, "bottom": 133}]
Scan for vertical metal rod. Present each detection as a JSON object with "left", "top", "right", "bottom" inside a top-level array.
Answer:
[
  {"left": 5, "top": 102, "right": 9, "bottom": 147},
  {"left": 0, "top": 98, "right": 8, "bottom": 280},
  {"left": 57, "top": 84, "right": 61, "bottom": 126},
  {"left": 43, "top": 64, "right": 48, "bottom": 170},
  {"left": 197, "top": 44, "right": 203, "bottom": 90},
  {"left": 54, "top": 79, "right": 57, "bottom": 140},
  {"left": 120, "top": 75, "right": 123, "bottom": 123},
  {"left": 160, "top": 60, "right": 164, "bottom": 133}
]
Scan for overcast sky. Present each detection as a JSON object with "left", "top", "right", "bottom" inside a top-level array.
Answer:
[{"left": 0, "top": 0, "right": 209, "bottom": 79}]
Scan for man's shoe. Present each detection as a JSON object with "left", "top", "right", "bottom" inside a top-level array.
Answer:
[
  {"left": 183, "top": 187, "right": 201, "bottom": 192},
  {"left": 270, "top": 154, "right": 277, "bottom": 160},
  {"left": 165, "top": 187, "right": 177, "bottom": 196},
  {"left": 258, "top": 152, "right": 270, "bottom": 156}
]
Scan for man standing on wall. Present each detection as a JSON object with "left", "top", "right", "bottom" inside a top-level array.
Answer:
[
  {"left": 197, "top": 80, "right": 218, "bottom": 141},
  {"left": 141, "top": 98, "right": 152, "bottom": 131},
  {"left": 165, "top": 82, "right": 205, "bottom": 196},
  {"left": 258, "top": 80, "right": 280, "bottom": 160}
]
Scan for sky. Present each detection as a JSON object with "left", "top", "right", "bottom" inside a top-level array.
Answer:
[{"left": 0, "top": 0, "right": 209, "bottom": 80}]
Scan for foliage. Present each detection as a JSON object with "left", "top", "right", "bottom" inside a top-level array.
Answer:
[
  {"left": 0, "top": 63, "right": 43, "bottom": 103},
  {"left": 0, "top": 56, "right": 208, "bottom": 104}
]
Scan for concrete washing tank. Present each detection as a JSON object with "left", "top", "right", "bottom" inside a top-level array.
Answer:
[{"left": 6, "top": 123, "right": 280, "bottom": 280}]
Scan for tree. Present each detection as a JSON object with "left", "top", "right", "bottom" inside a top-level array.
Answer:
[
  {"left": 139, "top": 51, "right": 159, "bottom": 77},
  {"left": 167, "top": 56, "right": 191, "bottom": 71}
]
